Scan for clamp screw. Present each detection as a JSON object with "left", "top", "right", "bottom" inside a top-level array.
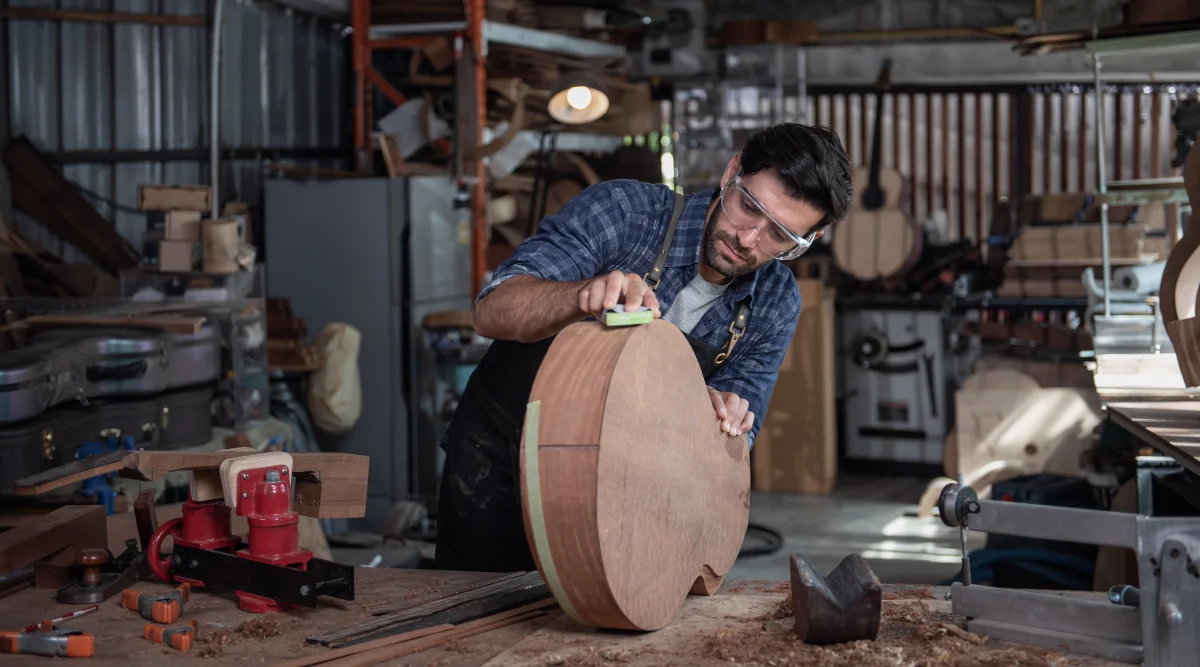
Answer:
[
  {"left": 174, "top": 555, "right": 181, "bottom": 566},
  {"left": 300, "top": 585, "right": 311, "bottom": 596},
  {"left": 190, "top": 560, "right": 199, "bottom": 569},
  {"left": 242, "top": 492, "right": 249, "bottom": 499},
  {"left": 241, "top": 472, "right": 250, "bottom": 480},
  {"left": 281, "top": 466, "right": 288, "bottom": 475},
  {"left": 1164, "top": 602, "right": 1184, "bottom": 625}
]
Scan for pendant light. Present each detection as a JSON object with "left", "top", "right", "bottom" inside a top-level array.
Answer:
[{"left": 547, "top": 70, "right": 609, "bottom": 125}]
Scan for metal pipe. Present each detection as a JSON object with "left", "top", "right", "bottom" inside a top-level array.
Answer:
[
  {"left": 1093, "top": 54, "right": 1111, "bottom": 318},
  {"left": 816, "top": 25, "right": 1017, "bottom": 42},
  {"left": 0, "top": 7, "right": 206, "bottom": 26},
  {"left": 210, "top": 0, "right": 225, "bottom": 219}
]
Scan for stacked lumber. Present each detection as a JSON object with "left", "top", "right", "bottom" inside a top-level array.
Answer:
[
  {"left": 2, "top": 136, "right": 140, "bottom": 275},
  {"left": 1013, "top": 20, "right": 1200, "bottom": 55},
  {"left": 267, "top": 298, "right": 319, "bottom": 371},
  {"left": 999, "top": 192, "right": 1159, "bottom": 298},
  {"left": 0, "top": 215, "right": 119, "bottom": 298}
]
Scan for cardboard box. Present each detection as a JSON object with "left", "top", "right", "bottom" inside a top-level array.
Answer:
[
  {"left": 138, "top": 184, "right": 211, "bottom": 212},
  {"left": 158, "top": 240, "right": 194, "bottom": 272},
  {"left": 165, "top": 210, "right": 202, "bottom": 241}
]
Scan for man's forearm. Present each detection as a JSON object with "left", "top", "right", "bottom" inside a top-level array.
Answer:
[{"left": 474, "top": 275, "right": 588, "bottom": 343}]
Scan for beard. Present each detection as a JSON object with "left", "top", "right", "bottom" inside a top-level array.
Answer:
[{"left": 702, "top": 208, "right": 759, "bottom": 280}]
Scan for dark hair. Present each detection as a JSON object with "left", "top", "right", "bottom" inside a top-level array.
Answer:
[{"left": 740, "top": 123, "right": 853, "bottom": 231}]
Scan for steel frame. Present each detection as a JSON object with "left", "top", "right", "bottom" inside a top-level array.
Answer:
[
  {"left": 941, "top": 486, "right": 1200, "bottom": 665},
  {"left": 351, "top": 0, "right": 488, "bottom": 293}
]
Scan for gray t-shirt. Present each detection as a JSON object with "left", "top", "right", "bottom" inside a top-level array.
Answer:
[{"left": 663, "top": 274, "right": 730, "bottom": 334}]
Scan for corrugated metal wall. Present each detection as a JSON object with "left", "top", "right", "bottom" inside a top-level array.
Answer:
[{"left": 4, "top": 0, "right": 348, "bottom": 261}]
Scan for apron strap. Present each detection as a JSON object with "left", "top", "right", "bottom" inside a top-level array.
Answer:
[
  {"left": 714, "top": 300, "right": 751, "bottom": 365},
  {"left": 644, "top": 192, "right": 686, "bottom": 290}
]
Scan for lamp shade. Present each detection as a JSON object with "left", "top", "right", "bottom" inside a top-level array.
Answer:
[{"left": 547, "top": 70, "right": 610, "bottom": 125}]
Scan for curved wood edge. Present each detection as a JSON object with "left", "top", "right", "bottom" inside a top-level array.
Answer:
[
  {"left": 1161, "top": 145, "right": 1200, "bottom": 324},
  {"left": 521, "top": 323, "right": 638, "bottom": 628}
]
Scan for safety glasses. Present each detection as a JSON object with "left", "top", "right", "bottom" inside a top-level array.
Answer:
[{"left": 718, "top": 171, "right": 817, "bottom": 261}]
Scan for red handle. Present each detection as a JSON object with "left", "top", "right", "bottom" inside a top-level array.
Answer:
[{"left": 147, "top": 517, "right": 183, "bottom": 583}]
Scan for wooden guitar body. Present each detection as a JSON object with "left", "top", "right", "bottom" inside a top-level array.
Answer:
[
  {"left": 833, "top": 203, "right": 924, "bottom": 281},
  {"left": 831, "top": 59, "right": 924, "bottom": 282},
  {"left": 1162, "top": 145, "right": 1200, "bottom": 385},
  {"left": 520, "top": 319, "right": 750, "bottom": 631}
]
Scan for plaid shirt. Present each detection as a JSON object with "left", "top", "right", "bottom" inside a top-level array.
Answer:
[{"left": 478, "top": 179, "right": 802, "bottom": 448}]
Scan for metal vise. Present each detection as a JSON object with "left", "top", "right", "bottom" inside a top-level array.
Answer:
[{"left": 938, "top": 480, "right": 1200, "bottom": 666}]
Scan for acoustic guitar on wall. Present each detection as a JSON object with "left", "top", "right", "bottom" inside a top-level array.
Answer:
[{"left": 832, "top": 58, "right": 923, "bottom": 282}]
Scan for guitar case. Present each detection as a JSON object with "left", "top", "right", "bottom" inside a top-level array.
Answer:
[
  {"left": 0, "top": 325, "right": 220, "bottom": 425},
  {"left": 0, "top": 383, "right": 215, "bottom": 490}
]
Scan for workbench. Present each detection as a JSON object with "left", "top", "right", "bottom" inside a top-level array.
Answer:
[
  {"left": 0, "top": 567, "right": 1127, "bottom": 666},
  {"left": 1107, "top": 399, "right": 1200, "bottom": 477}
]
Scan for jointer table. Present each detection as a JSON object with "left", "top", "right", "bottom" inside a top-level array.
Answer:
[{"left": 0, "top": 567, "right": 1126, "bottom": 666}]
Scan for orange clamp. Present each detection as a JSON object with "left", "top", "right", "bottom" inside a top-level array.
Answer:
[
  {"left": 144, "top": 620, "right": 198, "bottom": 651},
  {"left": 122, "top": 583, "right": 191, "bottom": 624}
]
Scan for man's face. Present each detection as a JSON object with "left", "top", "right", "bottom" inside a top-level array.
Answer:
[{"left": 702, "top": 165, "right": 825, "bottom": 280}]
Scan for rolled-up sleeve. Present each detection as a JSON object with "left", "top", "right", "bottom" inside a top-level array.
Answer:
[
  {"left": 706, "top": 288, "right": 802, "bottom": 449},
  {"left": 477, "top": 181, "right": 632, "bottom": 303}
]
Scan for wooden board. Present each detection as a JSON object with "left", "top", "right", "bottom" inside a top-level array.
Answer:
[
  {"left": 0, "top": 505, "right": 106, "bottom": 586},
  {"left": 520, "top": 320, "right": 750, "bottom": 631},
  {"left": 752, "top": 279, "right": 836, "bottom": 494},
  {"left": 13, "top": 450, "right": 369, "bottom": 520},
  {"left": 1106, "top": 400, "right": 1200, "bottom": 479},
  {"left": 1160, "top": 144, "right": 1200, "bottom": 385}
]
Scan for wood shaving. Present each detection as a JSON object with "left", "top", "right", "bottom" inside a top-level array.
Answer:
[
  {"left": 197, "top": 630, "right": 233, "bottom": 659},
  {"left": 884, "top": 588, "right": 937, "bottom": 601},
  {"left": 754, "top": 582, "right": 791, "bottom": 594},
  {"left": 237, "top": 615, "right": 283, "bottom": 639}
]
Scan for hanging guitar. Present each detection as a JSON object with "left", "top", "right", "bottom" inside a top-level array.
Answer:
[{"left": 832, "top": 58, "right": 923, "bottom": 282}]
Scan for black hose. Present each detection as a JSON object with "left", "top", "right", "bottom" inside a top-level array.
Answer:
[{"left": 739, "top": 522, "right": 784, "bottom": 558}]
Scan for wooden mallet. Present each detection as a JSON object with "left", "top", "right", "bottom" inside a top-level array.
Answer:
[{"left": 790, "top": 553, "right": 882, "bottom": 645}]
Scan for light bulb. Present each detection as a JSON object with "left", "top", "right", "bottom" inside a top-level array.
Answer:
[{"left": 566, "top": 86, "right": 592, "bottom": 110}]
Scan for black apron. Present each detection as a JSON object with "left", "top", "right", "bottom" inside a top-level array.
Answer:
[{"left": 434, "top": 192, "right": 751, "bottom": 572}]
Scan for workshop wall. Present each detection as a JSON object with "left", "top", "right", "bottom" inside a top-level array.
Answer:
[{"left": 2, "top": 0, "right": 348, "bottom": 262}]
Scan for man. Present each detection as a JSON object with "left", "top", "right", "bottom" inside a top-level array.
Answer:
[{"left": 436, "top": 122, "right": 852, "bottom": 572}]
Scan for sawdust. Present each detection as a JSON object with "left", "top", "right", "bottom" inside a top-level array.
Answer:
[
  {"left": 197, "top": 630, "right": 233, "bottom": 659},
  {"left": 754, "top": 592, "right": 794, "bottom": 621},
  {"left": 362, "top": 577, "right": 451, "bottom": 612},
  {"left": 884, "top": 587, "right": 937, "bottom": 601},
  {"left": 535, "top": 644, "right": 657, "bottom": 665},
  {"left": 237, "top": 614, "right": 284, "bottom": 639},
  {"left": 755, "top": 582, "right": 791, "bottom": 593}
]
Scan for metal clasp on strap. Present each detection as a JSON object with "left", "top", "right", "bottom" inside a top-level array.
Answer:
[
  {"left": 714, "top": 308, "right": 749, "bottom": 365},
  {"left": 643, "top": 268, "right": 662, "bottom": 291}
]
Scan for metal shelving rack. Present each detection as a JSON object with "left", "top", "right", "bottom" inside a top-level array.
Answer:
[
  {"left": 674, "top": 44, "right": 808, "bottom": 191},
  {"left": 350, "top": 2, "right": 627, "bottom": 294},
  {"left": 1085, "top": 29, "right": 1200, "bottom": 320}
]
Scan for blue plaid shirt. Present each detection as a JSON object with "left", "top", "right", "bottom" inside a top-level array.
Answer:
[{"left": 478, "top": 179, "right": 802, "bottom": 448}]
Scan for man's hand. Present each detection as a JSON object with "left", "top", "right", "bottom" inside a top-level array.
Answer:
[
  {"left": 708, "top": 387, "right": 752, "bottom": 437},
  {"left": 578, "top": 271, "right": 662, "bottom": 319}
]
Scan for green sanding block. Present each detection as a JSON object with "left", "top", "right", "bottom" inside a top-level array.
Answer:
[{"left": 604, "top": 305, "right": 653, "bottom": 327}]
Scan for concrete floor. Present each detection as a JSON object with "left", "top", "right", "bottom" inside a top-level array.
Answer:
[{"left": 729, "top": 475, "right": 987, "bottom": 584}]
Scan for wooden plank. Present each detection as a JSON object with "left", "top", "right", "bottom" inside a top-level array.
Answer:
[
  {"left": 1133, "top": 93, "right": 1143, "bottom": 180},
  {"left": 1106, "top": 401, "right": 1200, "bottom": 479},
  {"left": 926, "top": 93, "right": 935, "bottom": 218},
  {"left": 309, "top": 571, "right": 543, "bottom": 645},
  {"left": 14, "top": 451, "right": 369, "bottom": 519},
  {"left": 11, "top": 450, "right": 129, "bottom": 496},
  {"left": 21, "top": 313, "right": 206, "bottom": 334},
  {"left": 1060, "top": 93, "right": 1070, "bottom": 193},
  {"left": 0, "top": 505, "right": 106, "bottom": 578},
  {"left": 2, "top": 137, "right": 139, "bottom": 273}
]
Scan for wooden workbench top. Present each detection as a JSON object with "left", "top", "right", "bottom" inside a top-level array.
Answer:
[
  {"left": 1106, "top": 399, "right": 1200, "bottom": 476},
  {"left": 0, "top": 569, "right": 1125, "bottom": 666}
]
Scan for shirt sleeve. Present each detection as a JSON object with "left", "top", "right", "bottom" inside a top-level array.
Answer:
[
  {"left": 476, "top": 181, "right": 636, "bottom": 303},
  {"left": 706, "top": 288, "right": 802, "bottom": 450}
]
